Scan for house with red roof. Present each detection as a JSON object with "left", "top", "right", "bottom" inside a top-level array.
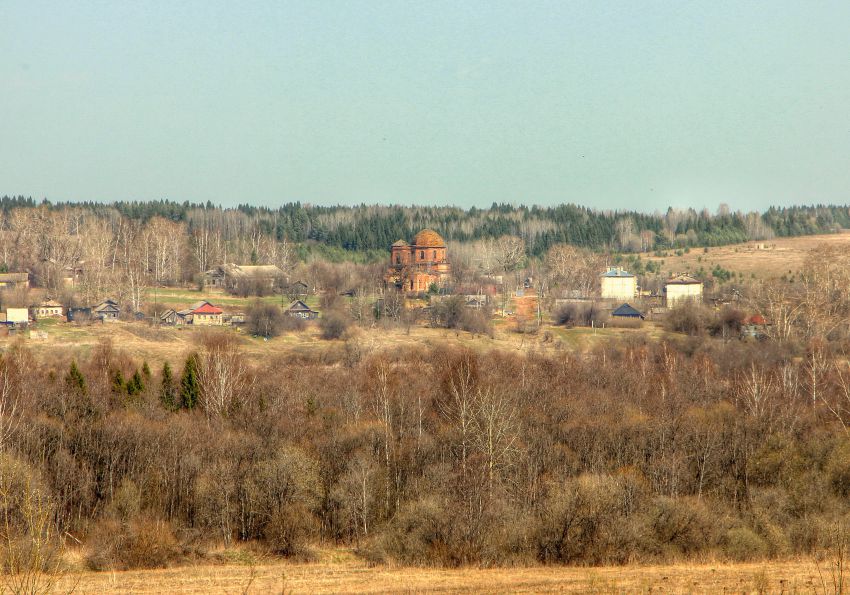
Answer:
[{"left": 190, "top": 301, "right": 223, "bottom": 326}]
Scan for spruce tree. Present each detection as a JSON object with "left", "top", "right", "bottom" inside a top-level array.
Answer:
[
  {"left": 65, "top": 361, "right": 87, "bottom": 396},
  {"left": 141, "top": 361, "right": 151, "bottom": 380},
  {"left": 127, "top": 370, "right": 144, "bottom": 397},
  {"left": 160, "top": 362, "right": 177, "bottom": 410},
  {"left": 111, "top": 369, "right": 125, "bottom": 394},
  {"left": 179, "top": 354, "right": 200, "bottom": 410}
]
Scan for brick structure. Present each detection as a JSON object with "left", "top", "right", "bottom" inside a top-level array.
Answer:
[{"left": 386, "top": 229, "right": 451, "bottom": 292}]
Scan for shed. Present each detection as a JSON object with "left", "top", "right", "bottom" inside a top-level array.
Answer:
[
  {"left": 68, "top": 307, "right": 92, "bottom": 323},
  {"left": 611, "top": 303, "right": 645, "bottom": 319}
]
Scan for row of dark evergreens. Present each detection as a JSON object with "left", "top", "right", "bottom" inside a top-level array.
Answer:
[{"left": 1, "top": 195, "right": 848, "bottom": 255}]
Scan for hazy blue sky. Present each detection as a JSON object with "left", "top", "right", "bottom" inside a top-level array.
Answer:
[{"left": 1, "top": 1, "right": 849, "bottom": 211}]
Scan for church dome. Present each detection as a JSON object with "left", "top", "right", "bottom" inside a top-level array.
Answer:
[{"left": 412, "top": 229, "right": 446, "bottom": 247}]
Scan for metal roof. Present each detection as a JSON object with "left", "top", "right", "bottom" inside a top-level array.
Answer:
[
  {"left": 600, "top": 267, "right": 634, "bottom": 278},
  {"left": 611, "top": 303, "right": 644, "bottom": 318}
]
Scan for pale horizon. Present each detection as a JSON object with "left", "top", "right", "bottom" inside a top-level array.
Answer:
[{"left": 2, "top": 1, "right": 849, "bottom": 211}]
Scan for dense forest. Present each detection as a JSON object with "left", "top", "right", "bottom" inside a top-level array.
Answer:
[{"left": 2, "top": 195, "right": 849, "bottom": 258}]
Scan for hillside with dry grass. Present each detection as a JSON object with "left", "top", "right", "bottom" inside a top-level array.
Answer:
[{"left": 641, "top": 231, "right": 850, "bottom": 280}]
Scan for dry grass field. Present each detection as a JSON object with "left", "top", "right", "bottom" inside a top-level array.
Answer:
[
  {"left": 47, "top": 548, "right": 840, "bottom": 594},
  {"left": 8, "top": 312, "right": 663, "bottom": 368},
  {"left": 642, "top": 231, "right": 850, "bottom": 279}
]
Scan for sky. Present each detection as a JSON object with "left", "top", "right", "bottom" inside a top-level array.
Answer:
[{"left": 1, "top": 1, "right": 849, "bottom": 212}]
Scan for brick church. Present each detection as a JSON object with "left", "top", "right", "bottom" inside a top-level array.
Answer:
[{"left": 385, "top": 229, "right": 452, "bottom": 292}]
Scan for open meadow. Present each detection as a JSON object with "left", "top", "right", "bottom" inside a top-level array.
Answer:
[
  {"left": 641, "top": 231, "right": 850, "bottom": 280},
  {"left": 50, "top": 548, "right": 839, "bottom": 594},
  {"left": 10, "top": 309, "right": 665, "bottom": 367}
]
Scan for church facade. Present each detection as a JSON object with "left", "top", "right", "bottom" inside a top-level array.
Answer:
[{"left": 386, "top": 229, "right": 452, "bottom": 292}]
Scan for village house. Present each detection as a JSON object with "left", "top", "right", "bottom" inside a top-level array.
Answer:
[
  {"left": 32, "top": 299, "right": 64, "bottom": 319},
  {"left": 385, "top": 229, "right": 452, "bottom": 293},
  {"left": 159, "top": 309, "right": 188, "bottom": 326},
  {"left": 664, "top": 273, "right": 703, "bottom": 306},
  {"left": 93, "top": 299, "right": 120, "bottom": 322},
  {"left": 284, "top": 280, "right": 310, "bottom": 299},
  {"left": 600, "top": 267, "right": 637, "bottom": 301},
  {"left": 285, "top": 300, "right": 319, "bottom": 320},
  {"left": 189, "top": 302, "right": 223, "bottom": 326},
  {"left": 204, "top": 264, "right": 284, "bottom": 291},
  {"left": 0, "top": 272, "right": 30, "bottom": 290}
]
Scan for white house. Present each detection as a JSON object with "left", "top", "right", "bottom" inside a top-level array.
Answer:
[
  {"left": 600, "top": 267, "right": 637, "bottom": 301},
  {"left": 32, "top": 299, "right": 64, "bottom": 319},
  {"left": 665, "top": 274, "right": 703, "bottom": 306}
]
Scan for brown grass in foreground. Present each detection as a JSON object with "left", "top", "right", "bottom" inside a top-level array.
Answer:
[{"left": 48, "top": 551, "right": 837, "bottom": 594}]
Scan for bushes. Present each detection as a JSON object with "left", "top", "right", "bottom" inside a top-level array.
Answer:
[
  {"left": 247, "top": 301, "right": 284, "bottom": 338},
  {"left": 665, "top": 303, "right": 710, "bottom": 335},
  {"left": 429, "top": 296, "right": 494, "bottom": 336},
  {"left": 827, "top": 440, "right": 850, "bottom": 497},
  {"left": 535, "top": 475, "right": 634, "bottom": 565},
  {"left": 86, "top": 516, "right": 182, "bottom": 570},
  {"left": 369, "top": 498, "right": 459, "bottom": 566},
  {"left": 320, "top": 311, "right": 350, "bottom": 340},
  {"left": 554, "top": 303, "right": 606, "bottom": 328},
  {"left": 723, "top": 527, "right": 768, "bottom": 561}
]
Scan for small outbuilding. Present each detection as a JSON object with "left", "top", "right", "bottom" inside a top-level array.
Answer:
[
  {"left": 611, "top": 303, "right": 645, "bottom": 320},
  {"left": 1, "top": 308, "right": 29, "bottom": 325},
  {"left": 67, "top": 307, "right": 92, "bottom": 323}
]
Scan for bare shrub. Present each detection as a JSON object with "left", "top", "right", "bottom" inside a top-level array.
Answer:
[
  {"left": 648, "top": 496, "right": 717, "bottom": 558},
  {"left": 0, "top": 455, "right": 66, "bottom": 594},
  {"left": 320, "top": 311, "right": 350, "bottom": 340},
  {"left": 246, "top": 301, "right": 283, "bottom": 338},
  {"left": 430, "top": 296, "right": 494, "bottom": 336},
  {"left": 665, "top": 303, "right": 709, "bottom": 336},
  {"left": 371, "top": 497, "right": 458, "bottom": 566},
  {"left": 535, "top": 475, "right": 632, "bottom": 565},
  {"left": 86, "top": 516, "right": 182, "bottom": 570},
  {"left": 554, "top": 303, "right": 606, "bottom": 328},
  {"left": 723, "top": 527, "right": 768, "bottom": 561}
]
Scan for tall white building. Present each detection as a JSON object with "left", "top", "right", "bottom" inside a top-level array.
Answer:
[
  {"left": 665, "top": 274, "right": 703, "bottom": 306},
  {"left": 600, "top": 267, "right": 636, "bottom": 301}
]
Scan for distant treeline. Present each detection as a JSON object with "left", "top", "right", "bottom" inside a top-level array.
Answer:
[{"left": 1, "top": 195, "right": 849, "bottom": 255}]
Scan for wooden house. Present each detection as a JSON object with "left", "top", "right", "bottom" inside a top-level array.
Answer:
[
  {"left": 93, "top": 299, "right": 120, "bottom": 322},
  {"left": 204, "top": 264, "right": 284, "bottom": 291},
  {"left": 190, "top": 302, "right": 223, "bottom": 326},
  {"left": 285, "top": 300, "right": 318, "bottom": 320}
]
